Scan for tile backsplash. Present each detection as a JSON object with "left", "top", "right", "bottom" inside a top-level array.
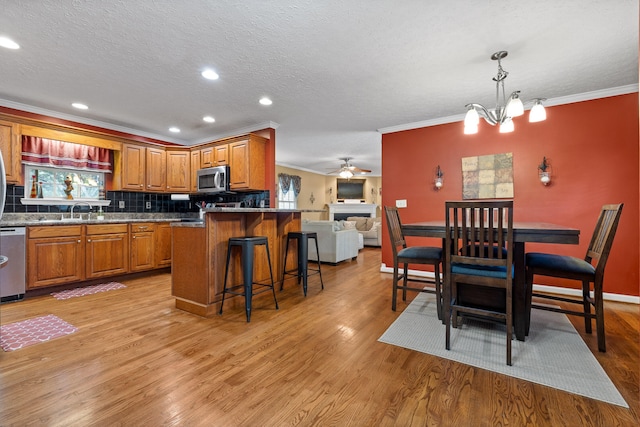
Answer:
[{"left": 4, "top": 185, "right": 270, "bottom": 214}]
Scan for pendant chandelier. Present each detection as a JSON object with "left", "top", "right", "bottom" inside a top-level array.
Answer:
[{"left": 464, "top": 51, "right": 546, "bottom": 134}]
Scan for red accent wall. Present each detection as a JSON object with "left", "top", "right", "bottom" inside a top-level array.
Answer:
[{"left": 381, "top": 93, "right": 639, "bottom": 297}]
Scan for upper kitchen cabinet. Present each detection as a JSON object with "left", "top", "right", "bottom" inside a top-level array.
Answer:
[
  {"left": 0, "top": 119, "right": 21, "bottom": 184},
  {"left": 229, "top": 135, "right": 266, "bottom": 190},
  {"left": 200, "top": 146, "right": 214, "bottom": 168},
  {"left": 121, "top": 143, "right": 146, "bottom": 190},
  {"left": 166, "top": 149, "right": 190, "bottom": 192},
  {"left": 213, "top": 143, "right": 229, "bottom": 166},
  {"left": 190, "top": 150, "right": 201, "bottom": 192},
  {"left": 145, "top": 146, "right": 166, "bottom": 191},
  {"left": 121, "top": 143, "right": 166, "bottom": 192}
]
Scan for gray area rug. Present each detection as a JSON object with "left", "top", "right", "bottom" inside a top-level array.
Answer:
[{"left": 378, "top": 292, "right": 628, "bottom": 407}]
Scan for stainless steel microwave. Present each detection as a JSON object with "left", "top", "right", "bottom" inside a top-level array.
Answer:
[{"left": 196, "top": 165, "right": 230, "bottom": 194}]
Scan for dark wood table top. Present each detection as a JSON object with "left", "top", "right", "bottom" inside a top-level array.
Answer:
[{"left": 402, "top": 220, "right": 580, "bottom": 244}]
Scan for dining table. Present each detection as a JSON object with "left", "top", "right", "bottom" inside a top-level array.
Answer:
[{"left": 402, "top": 220, "right": 580, "bottom": 341}]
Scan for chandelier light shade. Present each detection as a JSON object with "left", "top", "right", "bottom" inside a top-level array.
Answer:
[
  {"left": 464, "top": 51, "right": 546, "bottom": 134},
  {"left": 339, "top": 169, "right": 354, "bottom": 179}
]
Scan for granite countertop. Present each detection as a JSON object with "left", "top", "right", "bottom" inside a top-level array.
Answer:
[{"left": 0, "top": 213, "right": 184, "bottom": 227}]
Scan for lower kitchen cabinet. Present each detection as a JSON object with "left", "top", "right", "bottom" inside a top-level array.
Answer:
[
  {"left": 86, "top": 224, "right": 129, "bottom": 278},
  {"left": 130, "top": 223, "right": 155, "bottom": 272},
  {"left": 26, "top": 221, "right": 174, "bottom": 290},
  {"left": 27, "top": 226, "right": 85, "bottom": 289}
]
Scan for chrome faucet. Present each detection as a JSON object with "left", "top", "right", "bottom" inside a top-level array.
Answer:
[{"left": 70, "top": 201, "right": 93, "bottom": 220}]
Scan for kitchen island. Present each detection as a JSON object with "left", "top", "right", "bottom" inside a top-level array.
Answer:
[{"left": 171, "top": 208, "right": 302, "bottom": 317}]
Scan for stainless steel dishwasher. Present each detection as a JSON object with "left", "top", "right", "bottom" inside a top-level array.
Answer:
[{"left": 0, "top": 226, "right": 26, "bottom": 302}]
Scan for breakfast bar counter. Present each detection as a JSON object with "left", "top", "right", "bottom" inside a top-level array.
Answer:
[{"left": 171, "top": 209, "right": 302, "bottom": 317}]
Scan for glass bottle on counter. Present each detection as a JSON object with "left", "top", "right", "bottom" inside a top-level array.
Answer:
[{"left": 29, "top": 174, "right": 38, "bottom": 198}]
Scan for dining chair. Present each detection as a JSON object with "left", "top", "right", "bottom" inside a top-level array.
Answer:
[
  {"left": 444, "top": 200, "right": 514, "bottom": 365},
  {"left": 384, "top": 206, "right": 443, "bottom": 318},
  {"left": 525, "top": 203, "right": 623, "bottom": 352}
]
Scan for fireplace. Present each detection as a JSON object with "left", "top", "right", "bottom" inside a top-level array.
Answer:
[{"left": 328, "top": 203, "right": 377, "bottom": 220}]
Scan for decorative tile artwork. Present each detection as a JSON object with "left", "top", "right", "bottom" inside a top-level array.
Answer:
[{"left": 462, "top": 153, "right": 514, "bottom": 199}]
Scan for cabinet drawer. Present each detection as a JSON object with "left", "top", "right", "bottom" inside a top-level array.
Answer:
[
  {"left": 28, "top": 225, "right": 83, "bottom": 238},
  {"left": 131, "top": 223, "right": 154, "bottom": 232},
  {"left": 86, "top": 224, "right": 129, "bottom": 235}
]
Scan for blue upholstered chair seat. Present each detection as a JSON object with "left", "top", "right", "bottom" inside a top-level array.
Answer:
[
  {"left": 526, "top": 252, "right": 595, "bottom": 276},
  {"left": 451, "top": 263, "right": 513, "bottom": 279},
  {"left": 398, "top": 246, "right": 442, "bottom": 260}
]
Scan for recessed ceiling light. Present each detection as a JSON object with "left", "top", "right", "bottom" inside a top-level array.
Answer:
[
  {"left": 169, "top": 127, "right": 180, "bottom": 133},
  {"left": 0, "top": 37, "right": 20, "bottom": 50},
  {"left": 72, "top": 103, "right": 88, "bottom": 110},
  {"left": 203, "top": 116, "right": 215, "bottom": 123},
  {"left": 259, "top": 97, "right": 273, "bottom": 106},
  {"left": 201, "top": 69, "right": 219, "bottom": 80}
]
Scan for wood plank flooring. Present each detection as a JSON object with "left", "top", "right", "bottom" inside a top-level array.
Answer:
[{"left": 0, "top": 248, "right": 638, "bottom": 426}]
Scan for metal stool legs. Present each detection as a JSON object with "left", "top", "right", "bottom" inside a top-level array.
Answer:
[
  {"left": 281, "top": 231, "right": 324, "bottom": 296},
  {"left": 220, "top": 236, "right": 278, "bottom": 322}
]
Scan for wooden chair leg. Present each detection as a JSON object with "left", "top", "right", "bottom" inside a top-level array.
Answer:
[
  {"left": 434, "top": 262, "right": 442, "bottom": 321},
  {"left": 392, "top": 264, "right": 399, "bottom": 311},
  {"left": 402, "top": 264, "right": 408, "bottom": 302},
  {"left": 582, "top": 280, "right": 593, "bottom": 334},
  {"left": 595, "top": 280, "right": 606, "bottom": 352}
]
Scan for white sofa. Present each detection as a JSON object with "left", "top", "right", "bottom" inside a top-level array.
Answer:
[
  {"left": 346, "top": 216, "right": 382, "bottom": 247},
  {"left": 301, "top": 220, "right": 360, "bottom": 264}
]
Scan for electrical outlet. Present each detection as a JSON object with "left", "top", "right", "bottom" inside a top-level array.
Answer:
[
  {"left": 119, "top": 200, "right": 125, "bottom": 209},
  {"left": 146, "top": 201, "right": 151, "bottom": 209},
  {"left": 396, "top": 199, "right": 407, "bottom": 208}
]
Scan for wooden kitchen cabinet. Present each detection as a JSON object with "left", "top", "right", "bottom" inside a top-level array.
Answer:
[
  {"left": 121, "top": 144, "right": 146, "bottom": 190},
  {"left": 190, "top": 150, "right": 201, "bottom": 192},
  {"left": 86, "top": 224, "right": 129, "bottom": 278},
  {"left": 229, "top": 135, "right": 266, "bottom": 190},
  {"left": 213, "top": 143, "right": 229, "bottom": 165},
  {"left": 154, "top": 222, "right": 172, "bottom": 268},
  {"left": 27, "top": 226, "right": 85, "bottom": 289},
  {"left": 166, "top": 149, "right": 190, "bottom": 192},
  {"left": 130, "top": 223, "right": 155, "bottom": 271},
  {"left": 200, "top": 146, "right": 214, "bottom": 168},
  {"left": 145, "top": 146, "right": 166, "bottom": 191},
  {"left": 0, "top": 119, "right": 21, "bottom": 184}
]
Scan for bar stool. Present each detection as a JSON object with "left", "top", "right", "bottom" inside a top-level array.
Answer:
[
  {"left": 280, "top": 231, "right": 324, "bottom": 296},
  {"left": 219, "top": 236, "right": 278, "bottom": 322}
]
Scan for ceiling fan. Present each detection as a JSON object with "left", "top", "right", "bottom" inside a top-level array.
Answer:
[{"left": 328, "top": 157, "right": 371, "bottom": 178}]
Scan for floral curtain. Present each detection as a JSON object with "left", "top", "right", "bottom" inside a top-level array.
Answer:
[
  {"left": 278, "top": 173, "right": 301, "bottom": 196},
  {"left": 21, "top": 136, "right": 112, "bottom": 172}
]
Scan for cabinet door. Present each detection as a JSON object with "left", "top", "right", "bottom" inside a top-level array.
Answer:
[
  {"left": 145, "top": 147, "right": 166, "bottom": 191},
  {"left": 154, "top": 223, "right": 172, "bottom": 268},
  {"left": 190, "top": 150, "right": 201, "bottom": 192},
  {"left": 229, "top": 137, "right": 266, "bottom": 190},
  {"left": 200, "top": 147, "right": 214, "bottom": 168},
  {"left": 130, "top": 223, "right": 155, "bottom": 271},
  {"left": 27, "top": 235, "right": 85, "bottom": 289},
  {"left": 122, "top": 144, "right": 146, "bottom": 190},
  {"left": 213, "top": 143, "right": 228, "bottom": 165},
  {"left": 166, "top": 149, "right": 190, "bottom": 192},
  {"left": 0, "top": 119, "right": 20, "bottom": 183},
  {"left": 86, "top": 225, "right": 129, "bottom": 278}
]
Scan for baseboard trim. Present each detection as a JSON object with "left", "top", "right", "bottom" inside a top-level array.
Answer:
[{"left": 380, "top": 263, "right": 639, "bottom": 305}]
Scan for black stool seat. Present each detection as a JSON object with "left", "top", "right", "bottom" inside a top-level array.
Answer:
[
  {"left": 220, "top": 236, "right": 278, "bottom": 322},
  {"left": 281, "top": 231, "right": 324, "bottom": 296}
]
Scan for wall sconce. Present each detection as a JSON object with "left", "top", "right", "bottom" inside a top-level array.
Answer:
[
  {"left": 309, "top": 192, "right": 315, "bottom": 204},
  {"left": 538, "top": 157, "right": 551, "bottom": 185},
  {"left": 434, "top": 165, "right": 444, "bottom": 190}
]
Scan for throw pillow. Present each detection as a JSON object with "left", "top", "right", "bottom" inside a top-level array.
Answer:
[{"left": 343, "top": 221, "right": 357, "bottom": 230}]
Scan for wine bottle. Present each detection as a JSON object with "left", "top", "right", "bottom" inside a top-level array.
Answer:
[{"left": 30, "top": 175, "right": 37, "bottom": 198}]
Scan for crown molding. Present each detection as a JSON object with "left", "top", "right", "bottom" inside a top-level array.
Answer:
[
  {"left": 190, "top": 121, "right": 280, "bottom": 146},
  {"left": 377, "top": 84, "right": 639, "bottom": 134}
]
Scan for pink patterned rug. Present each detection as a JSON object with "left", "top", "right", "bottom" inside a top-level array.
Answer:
[
  {"left": 51, "top": 282, "right": 126, "bottom": 300},
  {"left": 0, "top": 315, "right": 78, "bottom": 352}
]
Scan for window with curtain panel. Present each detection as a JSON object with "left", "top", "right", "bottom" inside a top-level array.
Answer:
[
  {"left": 278, "top": 173, "right": 301, "bottom": 209},
  {"left": 21, "top": 136, "right": 112, "bottom": 199}
]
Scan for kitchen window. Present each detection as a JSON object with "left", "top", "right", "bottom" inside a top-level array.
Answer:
[{"left": 24, "top": 165, "right": 104, "bottom": 200}]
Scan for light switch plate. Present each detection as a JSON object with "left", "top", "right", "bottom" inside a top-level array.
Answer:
[
  {"left": 119, "top": 200, "right": 125, "bottom": 209},
  {"left": 396, "top": 199, "right": 407, "bottom": 208}
]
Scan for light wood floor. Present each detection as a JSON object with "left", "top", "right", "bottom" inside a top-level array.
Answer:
[{"left": 1, "top": 248, "right": 638, "bottom": 426}]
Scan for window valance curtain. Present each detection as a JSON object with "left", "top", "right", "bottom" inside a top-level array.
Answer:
[
  {"left": 21, "top": 136, "right": 112, "bottom": 173},
  {"left": 278, "top": 173, "right": 301, "bottom": 196}
]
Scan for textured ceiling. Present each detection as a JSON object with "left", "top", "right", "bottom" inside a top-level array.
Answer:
[{"left": 0, "top": 1, "right": 637, "bottom": 176}]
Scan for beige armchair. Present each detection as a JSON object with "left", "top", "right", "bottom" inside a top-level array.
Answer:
[
  {"left": 346, "top": 216, "right": 382, "bottom": 247},
  {"left": 301, "top": 220, "right": 360, "bottom": 264}
]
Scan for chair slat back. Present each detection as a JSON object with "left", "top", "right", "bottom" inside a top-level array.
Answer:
[
  {"left": 446, "top": 200, "right": 513, "bottom": 269},
  {"left": 384, "top": 206, "right": 406, "bottom": 256},
  {"left": 585, "top": 203, "right": 623, "bottom": 273}
]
